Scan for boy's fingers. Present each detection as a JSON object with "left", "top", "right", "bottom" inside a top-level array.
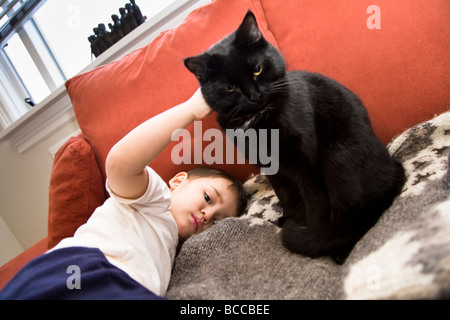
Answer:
[{"left": 190, "top": 88, "right": 213, "bottom": 120}]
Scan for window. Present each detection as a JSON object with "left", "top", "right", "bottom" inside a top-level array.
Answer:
[
  {"left": 0, "top": 0, "right": 177, "bottom": 130},
  {"left": 3, "top": 19, "right": 66, "bottom": 104},
  {"left": 33, "top": 0, "right": 176, "bottom": 79}
]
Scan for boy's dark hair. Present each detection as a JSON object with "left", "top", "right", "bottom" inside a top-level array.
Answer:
[{"left": 186, "top": 167, "right": 247, "bottom": 216}]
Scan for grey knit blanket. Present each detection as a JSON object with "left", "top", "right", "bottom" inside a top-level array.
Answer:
[{"left": 167, "top": 111, "right": 450, "bottom": 299}]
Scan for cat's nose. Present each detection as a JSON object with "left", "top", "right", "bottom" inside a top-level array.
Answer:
[{"left": 249, "top": 90, "right": 262, "bottom": 103}]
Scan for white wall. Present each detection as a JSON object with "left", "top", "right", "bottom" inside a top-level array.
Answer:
[
  {"left": 0, "top": 215, "right": 24, "bottom": 266},
  {"left": 0, "top": 118, "right": 80, "bottom": 255}
]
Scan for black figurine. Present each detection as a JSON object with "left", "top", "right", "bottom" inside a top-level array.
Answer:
[
  {"left": 88, "top": 1, "right": 147, "bottom": 58},
  {"left": 131, "top": 0, "right": 145, "bottom": 25},
  {"left": 111, "top": 14, "right": 124, "bottom": 40},
  {"left": 119, "top": 7, "right": 131, "bottom": 36},
  {"left": 93, "top": 27, "right": 108, "bottom": 53},
  {"left": 88, "top": 35, "right": 101, "bottom": 57},
  {"left": 125, "top": 3, "right": 139, "bottom": 30},
  {"left": 98, "top": 23, "right": 115, "bottom": 48}
]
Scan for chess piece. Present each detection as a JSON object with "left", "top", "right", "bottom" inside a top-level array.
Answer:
[
  {"left": 119, "top": 7, "right": 132, "bottom": 35},
  {"left": 125, "top": 3, "right": 138, "bottom": 30},
  {"left": 111, "top": 14, "right": 124, "bottom": 40},
  {"left": 88, "top": 35, "right": 101, "bottom": 57},
  {"left": 108, "top": 23, "right": 119, "bottom": 44},
  {"left": 98, "top": 23, "right": 114, "bottom": 48},
  {"left": 93, "top": 27, "right": 108, "bottom": 54},
  {"left": 130, "top": 0, "right": 145, "bottom": 25}
]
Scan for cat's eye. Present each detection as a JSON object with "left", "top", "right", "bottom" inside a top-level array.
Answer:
[
  {"left": 253, "top": 65, "right": 263, "bottom": 76},
  {"left": 226, "top": 84, "right": 236, "bottom": 92}
]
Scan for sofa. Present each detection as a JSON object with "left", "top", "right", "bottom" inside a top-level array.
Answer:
[{"left": 1, "top": 0, "right": 449, "bottom": 298}]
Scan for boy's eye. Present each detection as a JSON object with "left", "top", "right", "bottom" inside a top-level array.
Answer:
[{"left": 204, "top": 193, "right": 211, "bottom": 204}]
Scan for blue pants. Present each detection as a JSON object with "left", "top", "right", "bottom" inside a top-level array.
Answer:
[{"left": 0, "top": 247, "right": 164, "bottom": 300}]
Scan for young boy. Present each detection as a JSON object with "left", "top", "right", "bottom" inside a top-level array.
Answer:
[{"left": 0, "top": 89, "right": 246, "bottom": 300}]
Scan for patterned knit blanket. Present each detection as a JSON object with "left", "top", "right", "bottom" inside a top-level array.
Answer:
[{"left": 167, "top": 111, "right": 450, "bottom": 299}]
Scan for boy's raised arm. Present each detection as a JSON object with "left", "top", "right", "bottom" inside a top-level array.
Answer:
[{"left": 105, "top": 88, "right": 211, "bottom": 200}]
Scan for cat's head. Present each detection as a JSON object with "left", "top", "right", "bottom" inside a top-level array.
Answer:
[{"left": 184, "top": 11, "right": 286, "bottom": 117}]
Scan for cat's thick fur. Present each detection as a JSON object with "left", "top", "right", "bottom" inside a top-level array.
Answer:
[{"left": 184, "top": 11, "right": 405, "bottom": 263}]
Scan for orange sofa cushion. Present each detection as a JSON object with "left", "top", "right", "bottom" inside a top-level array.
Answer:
[
  {"left": 260, "top": 0, "right": 450, "bottom": 144},
  {"left": 47, "top": 135, "right": 107, "bottom": 249},
  {"left": 65, "top": 0, "right": 277, "bottom": 184}
]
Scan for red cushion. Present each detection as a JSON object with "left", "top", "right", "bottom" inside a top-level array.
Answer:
[
  {"left": 65, "top": 0, "right": 277, "bottom": 184},
  {"left": 47, "top": 135, "right": 107, "bottom": 249},
  {"left": 260, "top": 0, "right": 450, "bottom": 144}
]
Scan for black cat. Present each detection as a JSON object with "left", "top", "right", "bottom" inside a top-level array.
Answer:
[{"left": 184, "top": 11, "right": 405, "bottom": 264}]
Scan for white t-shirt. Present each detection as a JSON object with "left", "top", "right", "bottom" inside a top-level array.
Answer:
[{"left": 51, "top": 166, "right": 179, "bottom": 296}]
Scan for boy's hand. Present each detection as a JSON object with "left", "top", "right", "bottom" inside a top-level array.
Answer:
[{"left": 188, "top": 88, "right": 213, "bottom": 120}]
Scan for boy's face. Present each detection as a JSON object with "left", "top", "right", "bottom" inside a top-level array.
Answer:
[{"left": 169, "top": 173, "right": 239, "bottom": 240}]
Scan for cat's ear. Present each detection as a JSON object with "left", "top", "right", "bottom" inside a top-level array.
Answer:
[
  {"left": 184, "top": 53, "right": 210, "bottom": 82},
  {"left": 236, "top": 11, "right": 262, "bottom": 45}
]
